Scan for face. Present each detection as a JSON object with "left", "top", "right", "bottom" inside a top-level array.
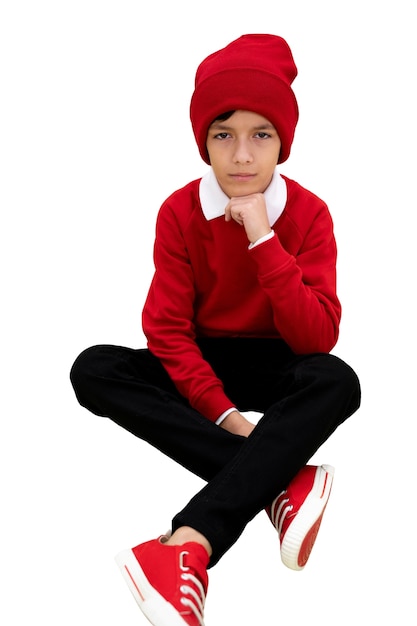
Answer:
[{"left": 206, "top": 110, "right": 281, "bottom": 198}]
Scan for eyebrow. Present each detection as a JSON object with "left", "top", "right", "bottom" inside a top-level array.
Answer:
[{"left": 210, "top": 121, "right": 276, "bottom": 131}]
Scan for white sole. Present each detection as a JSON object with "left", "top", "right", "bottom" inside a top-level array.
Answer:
[
  {"left": 280, "top": 464, "right": 334, "bottom": 571},
  {"left": 115, "top": 549, "right": 188, "bottom": 626}
]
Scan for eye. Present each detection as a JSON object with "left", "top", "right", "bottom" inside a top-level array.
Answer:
[
  {"left": 255, "top": 131, "right": 271, "bottom": 139},
  {"left": 214, "top": 132, "right": 231, "bottom": 140}
]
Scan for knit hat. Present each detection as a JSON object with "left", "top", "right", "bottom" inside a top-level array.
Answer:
[{"left": 190, "top": 34, "right": 299, "bottom": 164}]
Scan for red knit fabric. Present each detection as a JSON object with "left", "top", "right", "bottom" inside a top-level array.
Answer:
[{"left": 142, "top": 176, "right": 341, "bottom": 422}]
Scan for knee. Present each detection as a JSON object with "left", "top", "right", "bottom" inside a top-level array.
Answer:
[
  {"left": 318, "top": 353, "right": 361, "bottom": 416},
  {"left": 70, "top": 345, "right": 106, "bottom": 397}
]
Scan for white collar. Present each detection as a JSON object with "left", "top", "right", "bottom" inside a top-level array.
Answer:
[{"left": 199, "top": 167, "right": 287, "bottom": 225}]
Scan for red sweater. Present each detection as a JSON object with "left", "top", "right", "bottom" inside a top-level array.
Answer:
[{"left": 142, "top": 174, "right": 341, "bottom": 422}]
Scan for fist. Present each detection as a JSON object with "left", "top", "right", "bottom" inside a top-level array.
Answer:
[{"left": 225, "top": 193, "right": 272, "bottom": 244}]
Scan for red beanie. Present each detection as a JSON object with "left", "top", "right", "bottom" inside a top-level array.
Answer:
[{"left": 190, "top": 34, "right": 299, "bottom": 164}]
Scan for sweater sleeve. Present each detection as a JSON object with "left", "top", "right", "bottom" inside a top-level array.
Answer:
[
  {"left": 249, "top": 200, "right": 341, "bottom": 354},
  {"left": 142, "top": 203, "right": 234, "bottom": 422}
]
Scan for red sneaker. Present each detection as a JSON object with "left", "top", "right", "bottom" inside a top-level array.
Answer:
[
  {"left": 115, "top": 537, "right": 209, "bottom": 626},
  {"left": 268, "top": 464, "right": 334, "bottom": 571}
]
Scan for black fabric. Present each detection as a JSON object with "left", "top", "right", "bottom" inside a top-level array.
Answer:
[{"left": 70, "top": 338, "right": 360, "bottom": 566}]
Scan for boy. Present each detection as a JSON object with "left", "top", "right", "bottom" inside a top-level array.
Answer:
[{"left": 70, "top": 34, "right": 361, "bottom": 626}]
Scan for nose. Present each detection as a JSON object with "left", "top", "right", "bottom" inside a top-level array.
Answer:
[{"left": 233, "top": 139, "right": 253, "bottom": 164}]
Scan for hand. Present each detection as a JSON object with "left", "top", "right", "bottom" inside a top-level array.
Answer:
[
  {"left": 225, "top": 193, "right": 272, "bottom": 244},
  {"left": 220, "top": 410, "right": 256, "bottom": 437}
]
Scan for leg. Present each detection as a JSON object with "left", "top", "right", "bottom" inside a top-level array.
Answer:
[
  {"left": 70, "top": 341, "right": 360, "bottom": 567},
  {"left": 75, "top": 342, "right": 360, "bottom": 625},
  {"left": 70, "top": 344, "right": 245, "bottom": 481},
  {"left": 172, "top": 352, "right": 361, "bottom": 566}
]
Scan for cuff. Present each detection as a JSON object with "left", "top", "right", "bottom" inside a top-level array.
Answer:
[
  {"left": 215, "top": 407, "right": 237, "bottom": 426},
  {"left": 248, "top": 230, "right": 274, "bottom": 249}
]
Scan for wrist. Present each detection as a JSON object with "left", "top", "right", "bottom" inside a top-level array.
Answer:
[
  {"left": 220, "top": 411, "right": 255, "bottom": 437},
  {"left": 248, "top": 230, "right": 274, "bottom": 249},
  {"left": 215, "top": 407, "right": 237, "bottom": 426}
]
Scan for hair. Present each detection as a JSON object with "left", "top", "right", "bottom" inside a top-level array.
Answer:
[{"left": 212, "top": 110, "right": 236, "bottom": 124}]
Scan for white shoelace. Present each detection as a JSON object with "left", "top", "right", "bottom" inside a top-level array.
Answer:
[
  {"left": 272, "top": 493, "right": 294, "bottom": 536},
  {"left": 179, "top": 551, "right": 206, "bottom": 626}
]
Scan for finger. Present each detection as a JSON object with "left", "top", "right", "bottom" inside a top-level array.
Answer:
[
  {"left": 225, "top": 204, "right": 243, "bottom": 224},
  {"left": 224, "top": 202, "right": 232, "bottom": 222}
]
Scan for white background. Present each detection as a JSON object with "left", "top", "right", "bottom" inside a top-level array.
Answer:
[{"left": 1, "top": 1, "right": 416, "bottom": 624}]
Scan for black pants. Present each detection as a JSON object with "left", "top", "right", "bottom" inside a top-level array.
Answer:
[{"left": 70, "top": 338, "right": 361, "bottom": 567}]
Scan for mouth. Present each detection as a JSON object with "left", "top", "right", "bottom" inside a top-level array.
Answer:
[{"left": 229, "top": 172, "right": 256, "bottom": 181}]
